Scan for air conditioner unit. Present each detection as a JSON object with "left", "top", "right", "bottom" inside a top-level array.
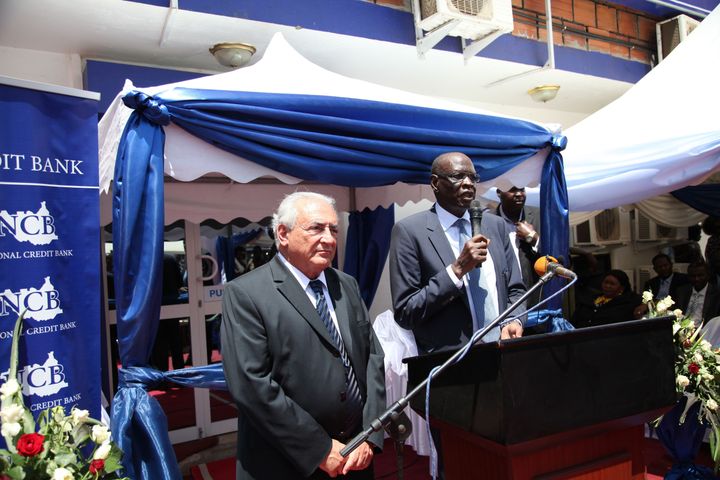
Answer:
[
  {"left": 636, "top": 265, "right": 653, "bottom": 292},
  {"left": 419, "top": 0, "right": 513, "bottom": 41},
  {"left": 634, "top": 211, "right": 688, "bottom": 242},
  {"left": 656, "top": 14, "right": 700, "bottom": 62},
  {"left": 571, "top": 208, "right": 631, "bottom": 246}
]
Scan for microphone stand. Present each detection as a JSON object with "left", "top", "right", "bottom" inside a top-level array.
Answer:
[{"left": 340, "top": 270, "right": 557, "bottom": 458}]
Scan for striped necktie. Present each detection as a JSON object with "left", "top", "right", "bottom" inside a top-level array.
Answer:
[{"left": 309, "top": 279, "right": 363, "bottom": 432}]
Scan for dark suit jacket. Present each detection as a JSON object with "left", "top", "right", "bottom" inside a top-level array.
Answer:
[
  {"left": 221, "top": 257, "right": 385, "bottom": 480},
  {"left": 674, "top": 283, "right": 720, "bottom": 323},
  {"left": 643, "top": 273, "right": 689, "bottom": 300},
  {"left": 491, "top": 206, "right": 542, "bottom": 306},
  {"left": 389, "top": 206, "right": 526, "bottom": 354}
]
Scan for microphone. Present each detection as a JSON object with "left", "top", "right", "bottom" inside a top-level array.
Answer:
[
  {"left": 469, "top": 199, "right": 483, "bottom": 237},
  {"left": 534, "top": 255, "right": 577, "bottom": 279},
  {"left": 469, "top": 200, "right": 483, "bottom": 269}
]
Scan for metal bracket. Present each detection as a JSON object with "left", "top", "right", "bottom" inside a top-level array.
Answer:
[{"left": 461, "top": 29, "right": 504, "bottom": 63}]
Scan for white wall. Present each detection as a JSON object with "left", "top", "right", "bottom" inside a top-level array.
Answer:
[{"left": 0, "top": 46, "right": 83, "bottom": 89}]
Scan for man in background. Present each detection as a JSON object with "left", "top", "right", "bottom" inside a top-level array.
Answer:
[
  {"left": 674, "top": 261, "right": 720, "bottom": 327},
  {"left": 492, "top": 186, "right": 542, "bottom": 311},
  {"left": 634, "top": 253, "right": 690, "bottom": 318},
  {"left": 221, "top": 192, "right": 385, "bottom": 479}
]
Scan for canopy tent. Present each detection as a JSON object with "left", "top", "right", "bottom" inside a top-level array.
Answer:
[
  {"left": 524, "top": 4, "right": 720, "bottom": 226},
  {"left": 98, "top": 33, "right": 567, "bottom": 479}
]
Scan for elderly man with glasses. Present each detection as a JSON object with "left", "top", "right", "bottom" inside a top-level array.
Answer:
[{"left": 389, "top": 151, "right": 526, "bottom": 355}]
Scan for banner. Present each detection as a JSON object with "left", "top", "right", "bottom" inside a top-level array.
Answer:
[{"left": 0, "top": 79, "right": 101, "bottom": 423}]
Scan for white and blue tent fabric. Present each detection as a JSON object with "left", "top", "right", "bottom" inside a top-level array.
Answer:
[
  {"left": 98, "top": 33, "right": 568, "bottom": 479},
  {"left": 525, "top": 4, "right": 720, "bottom": 225}
]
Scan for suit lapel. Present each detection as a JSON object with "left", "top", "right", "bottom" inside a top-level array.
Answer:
[
  {"left": 270, "top": 257, "right": 336, "bottom": 349},
  {"left": 426, "top": 208, "right": 456, "bottom": 268}
]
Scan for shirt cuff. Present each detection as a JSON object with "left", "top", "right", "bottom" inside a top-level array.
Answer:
[{"left": 445, "top": 264, "right": 463, "bottom": 289}]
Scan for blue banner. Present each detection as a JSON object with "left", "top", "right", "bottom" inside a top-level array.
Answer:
[{"left": 0, "top": 81, "right": 101, "bottom": 423}]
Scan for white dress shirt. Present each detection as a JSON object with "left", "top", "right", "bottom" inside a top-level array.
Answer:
[
  {"left": 435, "top": 203, "right": 499, "bottom": 326},
  {"left": 686, "top": 284, "right": 707, "bottom": 327}
]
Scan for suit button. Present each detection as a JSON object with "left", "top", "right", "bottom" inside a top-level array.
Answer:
[
  {"left": 333, "top": 351, "right": 340, "bottom": 358},
  {"left": 340, "top": 391, "right": 347, "bottom": 402}
]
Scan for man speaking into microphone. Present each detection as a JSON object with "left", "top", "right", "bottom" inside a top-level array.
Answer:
[{"left": 389, "top": 151, "right": 526, "bottom": 355}]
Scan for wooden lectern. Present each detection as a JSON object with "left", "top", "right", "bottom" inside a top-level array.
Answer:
[{"left": 405, "top": 317, "right": 677, "bottom": 479}]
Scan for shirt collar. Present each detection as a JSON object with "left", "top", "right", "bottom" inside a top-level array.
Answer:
[
  {"left": 435, "top": 203, "right": 469, "bottom": 232},
  {"left": 276, "top": 252, "right": 327, "bottom": 292},
  {"left": 693, "top": 284, "right": 708, "bottom": 295}
]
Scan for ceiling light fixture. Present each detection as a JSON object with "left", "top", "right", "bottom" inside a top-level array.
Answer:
[
  {"left": 209, "top": 42, "right": 257, "bottom": 68},
  {"left": 528, "top": 84, "right": 560, "bottom": 103}
]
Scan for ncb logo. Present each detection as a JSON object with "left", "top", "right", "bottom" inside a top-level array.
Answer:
[
  {"left": 0, "top": 201, "right": 58, "bottom": 245},
  {"left": 0, "top": 276, "right": 63, "bottom": 321}
]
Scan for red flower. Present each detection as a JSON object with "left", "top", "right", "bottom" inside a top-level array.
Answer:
[
  {"left": 688, "top": 362, "right": 700, "bottom": 375},
  {"left": 16, "top": 433, "right": 44, "bottom": 457},
  {"left": 89, "top": 459, "right": 105, "bottom": 474}
]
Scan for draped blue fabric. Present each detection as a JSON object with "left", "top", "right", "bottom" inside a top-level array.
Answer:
[
  {"left": 523, "top": 309, "right": 575, "bottom": 332},
  {"left": 215, "top": 228, "right": 263, "bottom": 281},
  {"left": 539, "top": 141, "right": 570, "bottom": 309},
  {"left": 656, "top": 396, "right": 716, "bottom": 480},
  {"left": 111, "top": 88, "right": 569, "bottom": 480},
  {"left": 343, "top": 205, "right": 395, "bottom": 308},
  {"left": 112, "top": 101, "right": 166, "bottom": 368},
  {"left": 672, "top": 185, "right": 720, "bottom": 218},
  {"left": 110, "top": 365, "right": 227, "bottom": 480}
]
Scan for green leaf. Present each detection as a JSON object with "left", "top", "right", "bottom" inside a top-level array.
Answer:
[
  {"left": 53, "top": 451, "right": 77, "bottom": 467},
  {"left": 5, "top": 464, "right": 26, "bottom": 480},
  {"left": 103, "top": 453, "right": 123, "bottom": 474}
]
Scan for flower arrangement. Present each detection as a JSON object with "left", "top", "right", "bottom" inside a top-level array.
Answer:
[
  {"left": 0, "top": 314, "right": 128, "bottom": 479},
  {"left": 642, "top": 291, "right": 720, "bottom": 472}
]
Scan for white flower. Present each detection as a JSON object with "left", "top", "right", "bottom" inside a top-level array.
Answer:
[
  {"left": 700, "top": 340, "right": 712, "bottom": 352},
  {"left": 0, "top": 403, "right": 24, "bottom": 424},
  {"left": 707, "top": 399, "right": 718, "bottom": 411},
  {"left": 1, "top": 421, "right": 21, "bottom": 437},
  {"left": 93, "top": 440, "right": 112, "bottom": 460},
  {"left": 0, "top": 378, "right": 19, "bottom": 400},
  {"left": 656, "top": 297, "right": 674, "bottom": 313},
  {"left": 673, "top": 309, "right": 684, "bottom": 318},
  {"left": 694, "top": 352, "right": 704, "bottom": 363},
  {"left": 676, "top": 375, "right": 690, "bottom": 388},
  {"left": 642, "top": 291, "right": 653, "bottom": 303},
  {"left": 52, "top": 467, "right": 74, "bottom": 480},
  {"left": 91, "top": 424, "right": 110, "bottom": 444},
  {"left": 70, "top": 408, "right": 89, "bottom": 426}
]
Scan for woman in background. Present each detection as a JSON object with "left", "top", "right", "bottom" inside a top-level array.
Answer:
[{"left": 571, "top": 269, "right": 642, "bottom": 328}]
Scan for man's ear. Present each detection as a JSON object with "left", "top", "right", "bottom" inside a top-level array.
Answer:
[
  {"left": 430, "top": 174, "right": 439, "bottom": 193},
  {"left": 277, "top": 224, "right": 290, "bottom": 247}
]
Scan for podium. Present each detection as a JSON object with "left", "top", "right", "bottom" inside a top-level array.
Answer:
[{"left": 405, "top": 316, "right": 677, "bottom": 479}]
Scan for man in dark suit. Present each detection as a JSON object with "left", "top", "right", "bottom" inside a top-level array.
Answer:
[
  {"left": 674, "top": 261, "right": 720, "bottom": 327},
  {"left": 635, "top": 253, "right": 690, "bottom": 318},
  {"left": 389, "top": 152, "right": 526, "bottom": 354},
  {"left": 221, "top": 192, "right": 385, "bottom": 480},
  {"left": 492, "top": 186, "right": 542, "bottom": 309},
  {"left": 644, "top": 253, "right": 689, "bottom": 300}
]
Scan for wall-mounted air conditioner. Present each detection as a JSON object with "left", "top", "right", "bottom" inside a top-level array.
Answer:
[
  {"left": 634, "top": 211, "right": 688, "bottom": 242},
  {"left": 571, "top": 208, "right": 632, "bottom": 246},
  {"left": 656, "top": 14, "right": 700, "bottom": 62},
  {"left": 419, "top": 0, "right": 513, "bottom": 41}
]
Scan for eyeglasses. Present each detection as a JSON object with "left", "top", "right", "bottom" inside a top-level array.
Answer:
[
  {"left": 299, "top": 222, "right": 339, "bottom": 237},
  {"left": 435, "top": 172, "right": 481, "bottom": 184}
]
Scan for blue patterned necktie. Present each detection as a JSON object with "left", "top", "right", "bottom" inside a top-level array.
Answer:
[
  {"left": 456, "top": 220, "right": 497, "bottom": 340},
  {"left": 309, "top": 280, "right": 363, "bottom": 432}
]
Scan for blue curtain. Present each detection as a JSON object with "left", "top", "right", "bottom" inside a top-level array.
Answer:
[
  {"left": 343, "top": 205, "right": 395, "bottom": 308},
  {"left": 672, "top": 185, "right": 720, "bottom": 218},
  {"left": 112, "top": 88, "right": 568, "bottom": 479},
  {"left": 539, "top": 141, "right": 570, "bottom": 309}
]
